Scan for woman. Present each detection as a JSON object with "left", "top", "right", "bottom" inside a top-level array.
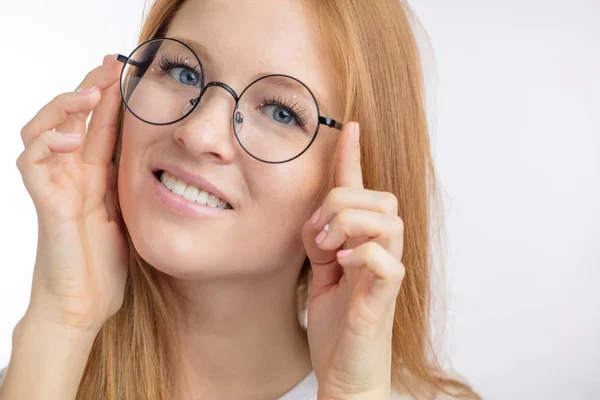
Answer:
[{"left": 0, "top": 0, "right": 480, "bottom": 399}]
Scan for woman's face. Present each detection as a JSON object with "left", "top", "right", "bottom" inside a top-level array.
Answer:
[{"left": 118, "top": 0, "right": 342, "bottom": 279}]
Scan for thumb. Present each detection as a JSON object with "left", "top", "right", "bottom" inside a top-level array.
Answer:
[{"left": 301, "top": 216, "right": 343, "bottom": 297}]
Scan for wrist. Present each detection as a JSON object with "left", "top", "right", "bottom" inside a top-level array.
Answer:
[
  {"left": 2, "top": 313, "right": 99, "bottom": 399},
  {"left": 22, "top": 300, "right": 106, "bottom": 336},
  {"left": 12, "top": 312, "right": 100, "bottom": 371}
]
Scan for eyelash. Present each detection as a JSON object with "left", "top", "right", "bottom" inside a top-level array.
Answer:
[
  {"left": 260, "top": 96, "right": 309, "bottom": 127},
  {"left": 157, "top": 53, "right": 203, "bottom": 80}
]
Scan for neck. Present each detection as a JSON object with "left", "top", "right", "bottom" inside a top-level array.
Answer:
[{"left": 170, "top": 266, "right": 313, "bottom": 399}]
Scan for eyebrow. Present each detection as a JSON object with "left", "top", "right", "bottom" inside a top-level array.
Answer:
[
  {"left": 170, "top": 36, "right": 332, "bottom": 117},
  {"left": 171, "top": 36, "right": 214, "bottom": 66}
]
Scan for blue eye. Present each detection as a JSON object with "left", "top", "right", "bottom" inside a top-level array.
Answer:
[
  {"left": 168, "top": 67, "right": 201, "bottom": 87},
  {"left": 258, "top": 97, "right": 309, "bottom": 128},
  {"left": 262, "top": 105, "right": 297, "bottom": 126},
  {"left": 157, "top": 54, "right": 203, "bottom": 88}
]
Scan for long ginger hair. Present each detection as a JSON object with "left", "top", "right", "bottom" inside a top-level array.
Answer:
[{"left": 76, "top": 0, "right": 481, "bottom": 399}]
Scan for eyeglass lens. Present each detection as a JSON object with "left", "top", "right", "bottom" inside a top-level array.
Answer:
[{"left": 121, "top": 38, "right": 321, "bottom": 163}]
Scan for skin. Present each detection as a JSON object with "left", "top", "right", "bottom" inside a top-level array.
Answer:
[
  {"left": 119, "top": 0, "right": 404, "bottom": 399},
  {"left": 9, "top": 0, "right": 406, "bottom": 399},
  {"left": 117, "top": 0, "right": 343, "bottom": 398}
]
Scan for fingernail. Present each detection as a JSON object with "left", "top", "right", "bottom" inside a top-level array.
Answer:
[
  {"left": 63, "top": 133, "right": 82, "bottom": 138},
  {"left": 311, "top": 206, "right": 322, "bottom": 225},
  {"left": 337, "top": 249, "right": 354, "bottom": 258},
  {"left": 315, "top": 229, "right": 328, "bottom": 245},
  {"left": 354, "top": 122, "right": 360, "bottom": 143},
  {"left": 76, "top": 86, "right": 97, "bottom": 95}
]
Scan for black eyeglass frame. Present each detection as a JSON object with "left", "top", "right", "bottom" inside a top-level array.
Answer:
[{"left": 116, "top": 37, "right": 343, "bottom": 164}]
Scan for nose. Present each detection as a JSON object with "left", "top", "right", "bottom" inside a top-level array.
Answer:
[{"left": 173, "top": 84, "right": 239, "bottom": 163}]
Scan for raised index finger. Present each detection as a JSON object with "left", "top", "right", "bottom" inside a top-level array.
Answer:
[{"left": 334, "top": 121, "right": 363, "bottom": 189}]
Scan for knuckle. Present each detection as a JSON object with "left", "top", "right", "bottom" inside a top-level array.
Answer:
[
  {"left": 380, "top": 191, "right": 398, "bottom": 214},
  {"left": 15, "top": 152, "right": 25, "bottom": 171},
  {"left": 20, "top": 125, "right": 32, "bottom": 142},
  {"left": 393, "top": 262, "right": 406, "bottom": 282},
  {"left": 326, "top": 187, "right": 346, "bottom": 207},
  {"left": 379, "top": 220, "right": 395, "bottom": 243},
  {"left": 16, "top": 147, "right": 33, "bottom": 171},
  {"left": 336, "top": 208, "right": 353, "bottom": 227},
  {"left": 390, "top": 217, "right": 404, "bottom": 235},
  {"left": 362, "top": 241, "right": 381, "bottom": 258}
]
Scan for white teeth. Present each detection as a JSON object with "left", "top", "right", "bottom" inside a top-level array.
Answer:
[
  {"left": 161, "top": 172, "right": 176, "bottom": 190},
  {"left": 172, "top": 180, "right": 186, "bottom": 196},
  {"left": 183, "top": 186, "right": 198, "bottom": 202},
  {"left": 196, "top": 190, "right": 209, "bottom": 205},
  {"left": 159, "top": 170, "right": 231, "bottom": 209},
  {"left": 206, "top": 194, "right": 220, "bottom": 207},
  {"left": 166, "top": 175, "right": 176, "bottom": 190}
]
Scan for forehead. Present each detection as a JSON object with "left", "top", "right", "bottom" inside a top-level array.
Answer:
[{"left": 166, "top": 0, "right": 332, "bottom": 97}]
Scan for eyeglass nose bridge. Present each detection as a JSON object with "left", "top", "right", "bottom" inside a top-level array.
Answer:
[
  {"left": 203, "top": 81, "right": 240, "bottom": 101},
  {"left": 185, "top": 80, "right": 243, "bottom": 124}
]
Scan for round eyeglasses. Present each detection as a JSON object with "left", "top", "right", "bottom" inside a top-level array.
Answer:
[{"left": 116, "top": 37, "right": 342, "bottom": 163}]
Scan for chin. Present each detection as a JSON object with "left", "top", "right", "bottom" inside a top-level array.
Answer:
[{"left": 130, "top": 235, "right": 230, "bottom": 279}]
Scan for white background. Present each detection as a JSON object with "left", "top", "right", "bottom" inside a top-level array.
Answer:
[{"left": 0, "top": 1, "right": 598, "bottom": 399}]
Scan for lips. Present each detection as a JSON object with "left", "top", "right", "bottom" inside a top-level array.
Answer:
[
  {"left": 151, "top": 162, "right": 234, "bottom": 209},
  {"left": 155, "top": 170, "right": 233, "bottom": 209}
]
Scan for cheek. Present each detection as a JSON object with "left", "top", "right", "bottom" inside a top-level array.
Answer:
[
  {"left": 254, "top": 159, "right": 330, "bottom": 223},
  {"left": 121, "top": 114, "right": 154, "bottom": 152},
  {"left": 118, "top": 115, "right": 167, "bottom": 175}
]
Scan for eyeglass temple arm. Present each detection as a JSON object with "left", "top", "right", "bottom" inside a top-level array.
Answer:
[
  {"left": 116, "top": 54, "right": 145, "bottom": 68},
  {"left": 319, "top": 117, "right": 342, "bottom": 130}
]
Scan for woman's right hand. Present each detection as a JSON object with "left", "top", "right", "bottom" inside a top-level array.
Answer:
[{"left": 15, "top": 54, "right": 129, "bottom": 334}]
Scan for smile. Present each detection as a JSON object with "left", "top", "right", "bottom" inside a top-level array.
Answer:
[{"left": 155, "top": 170, "right": 233, "bottom": 209}]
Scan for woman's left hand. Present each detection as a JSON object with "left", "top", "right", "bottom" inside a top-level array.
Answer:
[{"left": 302, "top": 121, "right": 406, "bottom": 400}]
